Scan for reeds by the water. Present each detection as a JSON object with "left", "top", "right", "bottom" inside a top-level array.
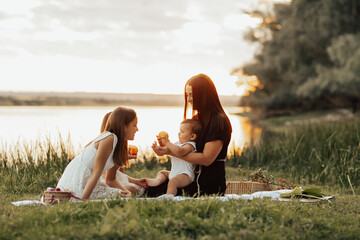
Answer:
[
  {"left": 0, "top": 134, "right": 76, "bottom": 194},
  {"left": 1, "top": 119, "right": 359, "bottom": 194},
  {"left": 0, "top": 134, "right": 171, "bottom": 194},
  {"left": 228, "top": 120, "right": 360, "bottom": 191}
]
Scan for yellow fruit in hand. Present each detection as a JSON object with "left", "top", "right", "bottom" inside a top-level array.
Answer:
[
  {"left": 157, "top": 131, "right": 169, "bottom": 139},
  {"left": 157, "top": 131, "right": 169, "bottom": 146},
  {"left": 128, "top": 145, "right": 138, "bottom": 155}
]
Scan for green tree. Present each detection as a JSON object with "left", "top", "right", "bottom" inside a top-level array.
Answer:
[
  {"left": 297, "top": 34, "right": 360, "bottom": 113},
  {"left": 237, "top": 0, "right": 360, "bottom": 113}
]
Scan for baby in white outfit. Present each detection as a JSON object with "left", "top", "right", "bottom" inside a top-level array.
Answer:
[{"left": 146, "top": 119, "right": 202, "bottom": 196}]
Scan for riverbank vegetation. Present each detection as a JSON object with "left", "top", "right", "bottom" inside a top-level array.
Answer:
[{"left": 1, "top": 115, "right": 359, "bottom": 239}]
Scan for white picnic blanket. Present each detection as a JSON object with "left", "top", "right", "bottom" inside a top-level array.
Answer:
[{"left": 12, "top": 189, "right": 294, "bottom": 206}]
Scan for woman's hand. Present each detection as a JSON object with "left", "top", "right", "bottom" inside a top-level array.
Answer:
[
  {"left": 128, "top": 153, "right": 137, "bottom": 160},
  {"left": 151, "top": 141, "right": 170, "bottom": 156}
]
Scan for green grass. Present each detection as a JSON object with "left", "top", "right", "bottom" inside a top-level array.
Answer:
[
  {"left": 227, "top": 119, "right": 360, "bottom": 193},
  {"left": 1, "top": 194, "right": 359, "bottom": 240},
  {"left": 1, "top": 116, "right": 359, "bottom": 239}
]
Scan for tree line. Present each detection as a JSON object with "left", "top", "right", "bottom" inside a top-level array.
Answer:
[{"left": 235, "top": 0, "right": 360, "bottom": 114}]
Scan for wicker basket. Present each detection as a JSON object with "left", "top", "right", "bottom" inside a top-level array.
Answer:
[
  {"left": 225, "top": 181, "right": 272, "bottom": 195},
  {"left": 43, "top": 191, "right": 73, "bottom": 205}
]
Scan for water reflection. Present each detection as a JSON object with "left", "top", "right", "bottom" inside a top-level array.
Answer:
[
  {"left": 0, "top": 106, "right": 261, "bottom": 154},
  {"left": 226, "top": 108, "right": 262, "bottom": 154}
]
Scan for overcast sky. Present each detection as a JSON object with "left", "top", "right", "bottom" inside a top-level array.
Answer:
[{"left": 0, "top": 0, "right": 287, "bottom": 96}]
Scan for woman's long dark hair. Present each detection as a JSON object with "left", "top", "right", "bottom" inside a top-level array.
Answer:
[
  {"left": 184, "top": 73, "right": 232, "bottom": 143},
  {"left": 103, "top": 107, "right": 136, "bottom": 167}
]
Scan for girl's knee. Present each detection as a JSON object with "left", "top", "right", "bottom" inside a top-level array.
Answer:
[{"left": 126, "top": 185, "right": 138, "bottom": 193}]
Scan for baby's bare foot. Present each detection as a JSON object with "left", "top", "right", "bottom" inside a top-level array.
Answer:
[{"left": 146, "top": 178, "right": 162, "bottom": 187}]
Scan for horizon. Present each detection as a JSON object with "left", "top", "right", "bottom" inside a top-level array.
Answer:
[
  {"left": 0, "top": 0, "right": 289, "bottom": 96},
  {"left": 0, "top": 89, "right": 241, "bottom": 97}
]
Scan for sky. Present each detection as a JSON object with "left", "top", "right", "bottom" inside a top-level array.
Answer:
[{"left": 0, "top": 0, "right": 288, "bottom": 96}]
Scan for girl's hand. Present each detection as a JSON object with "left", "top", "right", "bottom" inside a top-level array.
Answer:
[
  {"left": 121, "top": 190, "right": 132, "bottom": 198},
  {"left": 137, "top": 178, "right": 148, "bottom": 188},
  {"left": 151, "top": 141, "right": 169, "bottom": 156},
  {"left": 128, "top": 153, "right": 137, "bottom": 159}
]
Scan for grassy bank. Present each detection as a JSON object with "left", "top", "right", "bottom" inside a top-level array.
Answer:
[
  {"left": 227, "top": 119, "right": 360, "bottom": 193},
  {"left": 1, "top": 194, "right": 359, "bottom": 240},
  {"left": 1, "top": 117, "right": 359, "bottom": 239}
]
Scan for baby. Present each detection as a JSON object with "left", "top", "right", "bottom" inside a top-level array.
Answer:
[{"left": 146, "top": 119, "right": 202, "bottom": 196}]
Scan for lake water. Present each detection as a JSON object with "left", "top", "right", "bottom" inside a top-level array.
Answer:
[{"left": 0, "top": 106, "right": 261, "bottom": 153}]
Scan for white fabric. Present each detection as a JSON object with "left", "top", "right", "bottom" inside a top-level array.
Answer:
[
  {"left": 99, "top": 170, "right": 145, "bottom": 196},
  {"left": 12, "top": 200, "right": 47, "bottom": 206},
  {"left": 169, "top": 141, "right": 196, "bottom": 181},
  {"left": 155, "top": 189, "right": 294, "bottom": 201},
  {"left": 56, "top": 132, "right": 123, "bottom": 199},
  {"left": 12, "top": 190, "right": 296, "bottom": 206}
]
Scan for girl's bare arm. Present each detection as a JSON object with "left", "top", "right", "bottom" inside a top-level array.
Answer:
[
  {"left": 105, "top": 165, "right": 131, "bottom": 193},
  {"left": 81, "top": 135, "right": 114, "bottom": 200}
]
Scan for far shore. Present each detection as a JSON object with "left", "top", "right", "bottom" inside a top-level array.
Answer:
[{"left": 0, "top": 91, "right": 241, "bottom": 107}]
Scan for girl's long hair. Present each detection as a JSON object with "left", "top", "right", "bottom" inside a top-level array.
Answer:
[
  {"left": 100, "top": 111, "right": 112, "bottom": 133},
  {"left": 184, "top": 73, "right": 232, "bottom": 142},
  {"left": 103, "top": 107, "right": 136, "bottom": 167}
]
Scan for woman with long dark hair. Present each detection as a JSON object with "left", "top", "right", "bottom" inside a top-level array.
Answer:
[{"left": 149, "top": 73, "right": 232, "bottom": 196}]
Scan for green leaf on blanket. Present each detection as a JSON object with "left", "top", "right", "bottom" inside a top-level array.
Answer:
[
  {"left": 279, "top": 187, "right": 302, "bottom": 198},
  {"left": 280, "top": 187, "right": 325, "bottom": 199},
  {"left": 302, "top": 188, "right": 324, "bottom": 198}
]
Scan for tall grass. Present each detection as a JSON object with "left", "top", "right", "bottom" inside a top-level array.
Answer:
[
  {"left": 227, "top": 120, "right": 360, "bottom": 190},
  {"left": 0, "top": 134, "right": 172, "bottom": 195},
  {"left": 1, "top": 120, "right": 359, "bottom": 195},
  {"left": 0, "top": 134, "right": 76, "bottom": 194}
]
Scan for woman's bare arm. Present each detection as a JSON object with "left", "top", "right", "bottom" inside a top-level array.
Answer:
[{"left": 172, "top": 140, "right": 223, "bottom": 166}]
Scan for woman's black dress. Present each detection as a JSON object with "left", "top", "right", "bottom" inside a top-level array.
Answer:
[{"left": 145, "top": 114, "right": 231, "bottom": 197}]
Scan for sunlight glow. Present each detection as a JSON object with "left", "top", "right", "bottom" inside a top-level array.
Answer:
[
  {"left": 232, "top": 69, "right": 264, "bottom": 96},
  {"left": 223, "top": 14, "right": 262, "bottom": 30}
]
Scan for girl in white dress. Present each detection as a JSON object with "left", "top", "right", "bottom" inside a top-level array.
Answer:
[
  {"left": 56, "top": 107, "right": 139, "bottom": 200},
  {"left": 99, "top": 111, "right": 146, "bottom": 196}
]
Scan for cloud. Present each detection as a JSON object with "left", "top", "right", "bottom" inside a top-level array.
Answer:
[{"left": 0, "top": 0, "right": 276, "bottom": 95}]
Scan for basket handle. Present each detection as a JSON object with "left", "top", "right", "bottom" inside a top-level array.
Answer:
[{"left": 50, "top": 199, "right": 60, "bottom": 205}]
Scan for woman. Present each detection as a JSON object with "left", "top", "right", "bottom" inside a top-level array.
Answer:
[
  {"left": 56, "top": 107, "right": 139, "bottom": 200},
  {"left": 149, "top": 73, "right": 232, "bottom": 196}
]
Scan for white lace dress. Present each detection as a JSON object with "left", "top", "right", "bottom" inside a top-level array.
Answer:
[{"left": 56, "top": 132, "right": 123, "bottom": 199}]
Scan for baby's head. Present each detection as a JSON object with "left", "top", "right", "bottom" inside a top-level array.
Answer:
[{"left": 178, "top": 119, "right": 202, "bottom": 144}]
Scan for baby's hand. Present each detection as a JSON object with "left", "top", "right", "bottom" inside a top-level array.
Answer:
[{"left": 160, "top": 138, "right": 170, "bottom": 146}]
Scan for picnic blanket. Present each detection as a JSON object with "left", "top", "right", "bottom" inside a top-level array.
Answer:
[{"left": 11, "top": 189, "right": 335, "bottom": 206}]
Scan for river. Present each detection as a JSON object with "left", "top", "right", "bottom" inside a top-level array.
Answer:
[{"left": 0, "top": 106, "right": 261, "bottom": 153}]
